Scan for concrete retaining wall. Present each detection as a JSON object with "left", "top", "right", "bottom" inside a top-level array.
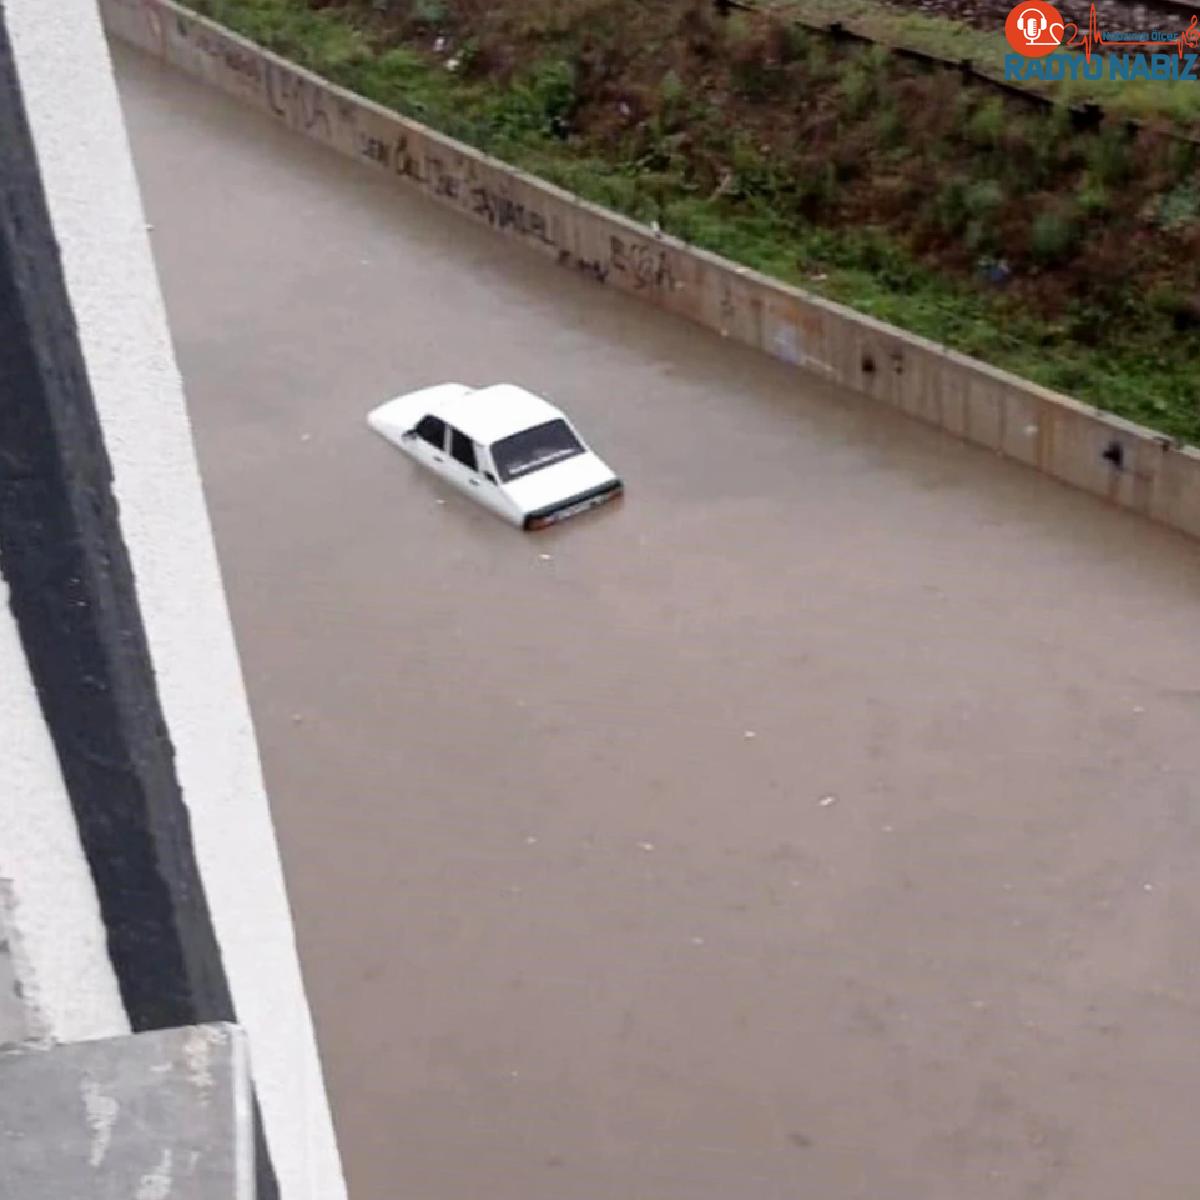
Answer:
[{"left": 100, "top": 0, "right": 1200, "bottom": 540}]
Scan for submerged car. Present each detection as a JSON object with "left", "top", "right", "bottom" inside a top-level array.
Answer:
[{"left": 367, "top": 383, "right": 623, "bottom": 530}]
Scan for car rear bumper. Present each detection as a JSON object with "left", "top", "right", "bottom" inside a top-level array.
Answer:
[{"left": 522, "top": 479, "right": 623, "bottom": 530}]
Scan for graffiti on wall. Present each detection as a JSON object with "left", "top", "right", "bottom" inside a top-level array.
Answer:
[
  {"left": 610, "top": 236, "right": 674, "bottom": 291},
  {"left": 264, "top": 62, "right": 331, "bottom": 138},
  {"left": 191, "top": 26, "right": 263, "bottom": 88},
  {"left": 557, "top": 250, "right": 609, "bottom": 284},
  {"left": 471, "top": 188, "right": 555, "bottom": 245},
  {"left": 353, "top": 124, "right": 680, "bottom": 298},
  {"left": 111, "top": 0, "right": 836, "bottom": 389},
  {"left": 719, "top": 281, "right": 737, "bottom": 330}
]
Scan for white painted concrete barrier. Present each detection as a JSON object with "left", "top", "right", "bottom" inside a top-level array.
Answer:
[
  {"left": 100, "top": 0, "right": 1200, "bottom": 540},
  {"left": 6, "top": 2, "right": 347, "bottom": 1195}
]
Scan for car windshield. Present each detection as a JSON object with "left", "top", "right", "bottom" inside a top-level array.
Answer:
[{"left": 491, "top": 419, "right": 584, "bottom": 482}]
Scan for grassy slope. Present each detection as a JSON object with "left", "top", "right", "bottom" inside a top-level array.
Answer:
[{"left": 190, "top": 0, "right": 1199, "bottom": 445}]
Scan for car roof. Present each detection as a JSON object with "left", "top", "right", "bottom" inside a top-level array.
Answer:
[{"left": 432, "top": 384, "right": 565, "bottom": 446}]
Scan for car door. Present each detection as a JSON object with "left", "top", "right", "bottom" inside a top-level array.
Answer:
[
  {"left": 442, "top": 427, "right": 516, "bottom": 521},
  {"left": 443, "top": 424, "right": 487, "bottom": 501},
  {"left": 471, "top": 444, "right": 517, "bottom": 522},
  {"left": 409, "top": 414, "right": 451, "bottom": 477}
]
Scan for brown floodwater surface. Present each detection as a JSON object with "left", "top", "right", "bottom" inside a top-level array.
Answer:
[{"left": 115, "top": 41, "right": 1200, "bottom": 1200}]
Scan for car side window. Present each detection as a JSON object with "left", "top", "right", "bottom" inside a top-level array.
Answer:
[
  {"left": 449, "top": 427, "right": 477, "bottom": 471},
  {"left": 414, "top": 415, "right": 446, "bottom": 448}
]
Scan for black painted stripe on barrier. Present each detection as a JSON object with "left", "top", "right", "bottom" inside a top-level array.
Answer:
[{"left": 0, "top": 13, "right": 277, "bottom": 1199}]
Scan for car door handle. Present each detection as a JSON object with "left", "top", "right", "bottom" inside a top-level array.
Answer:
[
  {"left": 469, "top": 478, "right": 479, "bottom": 487},
  {"left": 432, "top": 455, "right": 444, "bottom": 462}
]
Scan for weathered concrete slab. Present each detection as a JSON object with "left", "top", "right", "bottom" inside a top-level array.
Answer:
[{"left": 0, "top": 1023, "right": 254, "bottom": 1200}]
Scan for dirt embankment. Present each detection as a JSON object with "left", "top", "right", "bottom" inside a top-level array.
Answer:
[{"left": 310, "top": 0, "right": 1200, "bottom": 333}]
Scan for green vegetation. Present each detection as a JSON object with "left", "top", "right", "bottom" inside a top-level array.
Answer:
[
  {"left": 1030, "top": 206, "right": 1081, "bottom": 266},
  {"left": 186, "top": 0, "right": 1200, "bottom": 444}
]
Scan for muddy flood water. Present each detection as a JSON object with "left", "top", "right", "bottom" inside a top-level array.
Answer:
[{"left": 116, "top": 42, "right": 1200, "bottom": 1200}]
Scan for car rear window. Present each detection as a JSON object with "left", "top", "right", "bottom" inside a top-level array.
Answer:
[{"left": 491, "top": 419, "right": 584, "bottom": 483}]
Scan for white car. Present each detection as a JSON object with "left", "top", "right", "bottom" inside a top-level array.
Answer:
[{"left": 367, "top": 383, "right": 623, "bottom": 530}]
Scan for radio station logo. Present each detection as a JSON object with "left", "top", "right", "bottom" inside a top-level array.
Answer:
[
  {"left": 1004, "top": 1, "right": 1200, "bottom": 80},
  {"left": 1006, "top": 1, "right": 1066, "bottom": 55}
]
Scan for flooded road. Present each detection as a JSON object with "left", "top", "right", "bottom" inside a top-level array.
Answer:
[{"left": 113, "top": 42, "right": 1200, "bottom": 1200}]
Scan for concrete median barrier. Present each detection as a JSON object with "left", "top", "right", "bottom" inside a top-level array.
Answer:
[{"left": 100, "top": 0, "right": 1200, "bottom": 540}]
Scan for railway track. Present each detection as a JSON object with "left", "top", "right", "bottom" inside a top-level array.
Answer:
[
  {"left": 872, "top": 0, "right": 1200, "bottom": 40},
  {"left": 1152, "top": 0, "right": 1200, "bottom": 19}
]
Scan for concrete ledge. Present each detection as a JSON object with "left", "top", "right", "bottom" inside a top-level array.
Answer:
[
  {"left": 0, "top": 1024, "right": 254, "bottom": 1198},
  {"left": 100, "top": 0, "right": 1200, "bottom": 540}
]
